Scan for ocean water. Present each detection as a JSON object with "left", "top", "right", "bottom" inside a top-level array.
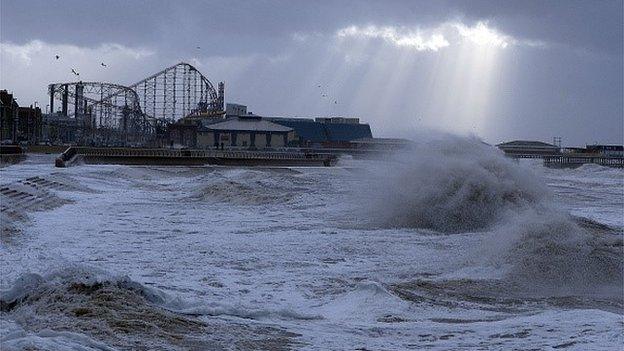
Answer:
[{"left": 1, "top": 139, "right": 622, "bottom": 350}]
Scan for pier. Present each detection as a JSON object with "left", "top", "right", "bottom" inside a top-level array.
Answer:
[
  {"left": 543, "top": 155, "right": 624, "bottom": 168},
  {"left": 55, "top": 146, "right": 337, "bottom": 167}
]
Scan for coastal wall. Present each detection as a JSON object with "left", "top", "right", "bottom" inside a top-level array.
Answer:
[{"left": 56, "top": 147, "right": 336, "bottom": 168}]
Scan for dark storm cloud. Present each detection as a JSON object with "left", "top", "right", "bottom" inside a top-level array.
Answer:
[
  {"left": 1, "top": 0, "right": 622, "bottom": 144},
  {"left": 3, "top": 0, "right": 621, "bottom": 56}
]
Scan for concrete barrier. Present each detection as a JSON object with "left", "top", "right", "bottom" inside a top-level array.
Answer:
[
  {"left": 25, "top": 145, "right": 69, "bottom": 154},
  {"left": 55, "top": 147, "right": 337, "bottom": 168},
  {"left": 0, "top": 145, "right": 26, "bottom": 166}
]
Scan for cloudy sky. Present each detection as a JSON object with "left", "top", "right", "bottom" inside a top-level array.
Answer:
[{"left": 1, "top": 0, "right": 622, "bottom": 145}]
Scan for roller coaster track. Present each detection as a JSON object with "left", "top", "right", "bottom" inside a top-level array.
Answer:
[
  {"left": 48, "top": 62, "right": 224, "bottom": 144},
  {"left": 97, "top": 62, "right": 223, "bottom": 121}
]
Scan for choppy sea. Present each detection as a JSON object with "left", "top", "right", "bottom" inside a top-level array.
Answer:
[{"left": 1, "top": 138, "right": 622, "bottom": 350}]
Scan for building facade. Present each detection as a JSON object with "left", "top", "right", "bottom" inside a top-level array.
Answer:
[
  {"left": 167, "top": 121, "right": 199, "bottom": 148},
  {"left": 225, "top": 103, "right": 248, "bottom": 117},
  {"left": 197, "top": 116, "right": 294, "bottom": 149},
  {"left": 41, "top": 113, "right": 81, "bottom": 144},
  {"left": 17, "top": 106, "right": 42, "bottom": 144},
  {"left": 0, "top": 90, "right": 19, "bottom": 143},
  {"left": 266, "top": 117, "right": 373, "bottom": 147},
  {"left": 0, "top": 90, "right": 42, "bottom": 144}
]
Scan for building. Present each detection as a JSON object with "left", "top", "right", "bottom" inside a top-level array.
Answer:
[
  {"left": 0, "top": 90, "right": 19, "bottom": 143},
  {"left": 167, "top": 120, "right": 199, "bottom": 148},
  {"left": 166, "top": 99, "right": 374, "bottom": 150},
  {"left": 496, "top": 140, "right": 561, "bottom": 157},
  {"left": 225, "top": 103, "right": 248, "bottom": 117},
  {"left": 197, "top": 116, "right": 294, "bottom": 149},
  {"left": 0, "top": 90, "right": 43, "bottom": 144},
  {"left": 585, "top": 144, "right": 624, "bottom": 157},
  {"left": 41, "top": 113, "right": 82, "bottom": 144},
  {"left": 17, "top": 106, "right": 42, "bottom": 144},
  {"left": 266, "top": 117, "right": 373, "bottom": 147}
]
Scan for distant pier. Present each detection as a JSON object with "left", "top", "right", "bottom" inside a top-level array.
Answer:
[
  {"left": 497, "top": 140, "right": 623, "bottom": 168},
  {"left": 542, "top": 155, "right": 623, "bottom": 168},
  {"left": 55, "top": 147, "right": 336, "bottom": 168}
]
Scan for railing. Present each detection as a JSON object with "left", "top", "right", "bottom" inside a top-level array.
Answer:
[
  {"left": 543, "top": 155, "right": 624, "bottom": 168},
  {"left": 56, "top": 146, "right": 336, "bottom": 167},
  {"left": 69, "top": 147, "right": 332, "bottom": 160}
]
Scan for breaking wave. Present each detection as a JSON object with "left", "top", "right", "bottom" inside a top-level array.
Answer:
[
  {"left": 356, "top": 135, "right": 623, "bottom": 300},
  {"left": 358, "top": 136, "right": 549, "bottom": 233},
  {"left": 189, "top": 169, "right": 307, "bottom": 205},
  {"left": 0, "top": 266, "right": 297, "bottom": 350}
]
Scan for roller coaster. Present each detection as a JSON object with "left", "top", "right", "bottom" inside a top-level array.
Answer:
[{"left": 48, "top": 62, "right": 224, "bottom": 145}]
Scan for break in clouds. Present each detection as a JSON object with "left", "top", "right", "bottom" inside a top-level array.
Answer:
[{"left": 1, "top": 15, "right": 621, "bottom": 145}]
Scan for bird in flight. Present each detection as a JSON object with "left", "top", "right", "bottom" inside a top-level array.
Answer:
[
  {"left": 101, "top": 62, "right": 107, "bottom": 67},
  {"left": 55, "top": 55, "right": 60, "bottom": 60},
  {"left": 196, "top": 46, "right": 201, "bottom": 49},
  {"left": 71, "top": 68, "right": 80, "bottom": 76}
]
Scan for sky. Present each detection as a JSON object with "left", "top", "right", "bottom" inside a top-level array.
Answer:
[{"left": 1, "top": 0, "right": 622, "bottom": 146}]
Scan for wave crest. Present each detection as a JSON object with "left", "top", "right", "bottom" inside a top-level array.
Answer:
[{"left": 359, "top": 136, "right": 548, "bottom": 233}]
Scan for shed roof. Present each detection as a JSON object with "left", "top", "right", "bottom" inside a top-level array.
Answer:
[
  {"left": 202, "top": 117, "right": 293, "bottom": 132},
  {"left": 497, "top": 140, "right": 558, "bottom": 148}
]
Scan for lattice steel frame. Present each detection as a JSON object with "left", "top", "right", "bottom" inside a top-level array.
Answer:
[
  {"left": 48, "top": 82, "right": 150, "bottom": 145},
  {"left": 103, "top": 62, "right": 223, "bottom": 122},
  {"left": 48, "top": 62, "right": 224, "bottom": 145}
]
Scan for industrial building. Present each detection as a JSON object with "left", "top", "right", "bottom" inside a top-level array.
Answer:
[
  {"left": 41, "top": 113, "right": 82, "bottom": 144},
  {"left": 0, "top": 90, "right": 42, "bottom": 144},
  {"left": 266, "top": 117, "right": 373, "bottom": 147},
  {"left": 0, "top": 90, "right": 19, "bottom": 142}
]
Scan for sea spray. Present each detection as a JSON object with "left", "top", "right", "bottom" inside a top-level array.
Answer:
[
  {"left": 0, "top": 266, "right": 297, "bottom": 350},
  {"left": 358, "top": 135, "right": 549, "bottom": 233},
  {"left": 354, "top": 134, "right": 623, "bottom": 299}
]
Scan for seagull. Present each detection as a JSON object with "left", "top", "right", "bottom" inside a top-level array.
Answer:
[
  {"left": 55, "top": 55, "right": 60, "bottom": 60},
  {"left": 71, "top": 68, "right": 80, "bottom": 76},
  {"left": 321, "top": 94, "right": 327, "bottom": 97},
  {"left": 196, "top": 46, "right": 201, "bottom": 49},
  {"left": 101, "top": 62, "right": 107, "bottom": 67},
  {"left": 334, "top": 100, "right": 337, "bottom": 104},
  {"left": 317, "top": 85, "right": 321, "bottom": 88}
]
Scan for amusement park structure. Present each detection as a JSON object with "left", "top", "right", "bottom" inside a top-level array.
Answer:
[{"left": 48, "top": 62, "right": 224, "bottom": 145}]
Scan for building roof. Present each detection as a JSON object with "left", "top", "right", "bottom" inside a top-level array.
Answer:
[
  {"left": 201, "top": 117, "right": 293, "bottom": 132},
  {"left": 496, "top": 140, "right": 558, "bottom": 148}
]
